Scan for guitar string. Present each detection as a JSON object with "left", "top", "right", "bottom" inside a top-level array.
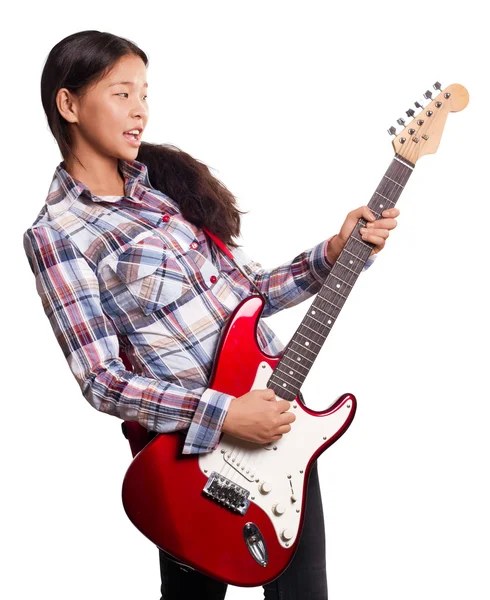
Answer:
[
  {"left": 216, "top": 158, "right": 408, "bottom": 486},
  {"left": 214, "top": 158, "right": 410, "bottom": 497}
]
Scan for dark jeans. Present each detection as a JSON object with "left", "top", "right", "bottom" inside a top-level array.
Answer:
[{"left": 158, "top": 460, "right": 327, "bottom": 599}]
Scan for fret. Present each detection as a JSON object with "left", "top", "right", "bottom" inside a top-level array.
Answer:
[
  {"left": 307, "top": 313, "right": 326, "bottom": 326},
  {"left": 323, "top": 284, "right": 347, "bottom": 299},
  {"left": 316, "top": 293, "right": 342, "bottom": 311},
  {"left": 274, "top": 365, "right": 304, "bottom": 385},
  {"left": 343, "top": 247, "right": 365, "bottom": 262},
  {"left": 309, "top": 304, "right": 338, "bottom": 322},
  {"left": 281, "top": 346, "right": 314, "bottom": 365},
  {"left": 374, "top": 191, "right": 394, "bottom": 203},
  {"left": 350, "top": 237, "right": 374, "bottom": 252},
  {"left": 269, "top": 154, "right": 414, "bottom": 398},
  {"left": 384, "top": 175, "right": 404, "bottom": 187},
  {"left": 280, "top": 354, "right": 309, "bottom": 376},
  {"left": 333, "top": 267, "right": 359, "bottom": 286},
  {"left": 335, "top": 261, "right": 358, "bottom": 275},
  {"left": 330, "top": 276, "right": 353, "bottom": 289},
  {"left": 302, "top": 322, "right": 331, "bottom": 336},
  {"left": 368, "top": 208, "right": 381, "bottom": 219},
  {"left": 292, "top": 333, "right": 322, "bottom": 348}
]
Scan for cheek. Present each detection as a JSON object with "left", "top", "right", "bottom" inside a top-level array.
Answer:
[{"left": 88, "top": 101, "right": 126, "bottom": 143}]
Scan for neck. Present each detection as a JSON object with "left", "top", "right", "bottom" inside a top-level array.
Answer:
[
  {"left": 267, "top": 153, "right": 415, "bottom": 401},
  {"left": 63, "top": 151, "right": 126, "bottom": 196}
]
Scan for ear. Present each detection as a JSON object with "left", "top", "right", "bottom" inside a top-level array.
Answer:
[{"left": 56, "top": 88, "right": 79, "bottom": 124}]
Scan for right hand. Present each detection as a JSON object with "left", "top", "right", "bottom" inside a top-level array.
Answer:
[{"left": 221, "top": 388, "right": 296, "bottom": 445}]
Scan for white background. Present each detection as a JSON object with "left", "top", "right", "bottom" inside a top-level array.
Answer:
[{"left": 2, "top": 1, "right": 488, "bottom": 599}]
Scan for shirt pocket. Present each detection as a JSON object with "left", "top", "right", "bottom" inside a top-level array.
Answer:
[{"left": 107, "top": 233, "right": 192, "bottom": 315}]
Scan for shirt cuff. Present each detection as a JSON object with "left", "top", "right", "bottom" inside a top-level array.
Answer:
[
  {"left": 182, "top": 388, "right": 235, "bottom": 455},
  {"left": 309, "top": 235, "right": 336, "bottom": 282}
]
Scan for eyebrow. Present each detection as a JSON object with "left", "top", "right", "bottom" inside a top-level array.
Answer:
[{"left": 109, "top": 81, "right": 148, "bottom": 88}]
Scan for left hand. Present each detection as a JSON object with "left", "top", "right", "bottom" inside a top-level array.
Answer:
[{"left": 326, "top": 205, "right": 400, "bottom": 265}]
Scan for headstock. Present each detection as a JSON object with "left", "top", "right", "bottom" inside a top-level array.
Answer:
[{"left": 388, "top": 82, "right": 469, "bottom": 164}]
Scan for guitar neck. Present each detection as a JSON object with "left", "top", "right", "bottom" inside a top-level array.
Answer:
[{"left": 268, "top": 154, "right": 415, "bottom": 401}]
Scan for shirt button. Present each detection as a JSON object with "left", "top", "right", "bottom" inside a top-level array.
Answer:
[
  {"left": 162, "top": 214, "right": 170, "bottom": 223},
  {"left": 190, "top": 241, "right": 199, "bottom": 250},
  {"left": 209, "top": 275, "right": 217, "bottom": 284}
]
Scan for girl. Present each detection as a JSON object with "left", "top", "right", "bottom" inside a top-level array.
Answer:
[{"left": 24, "top": 30, "right": 399, "bottom": 600}]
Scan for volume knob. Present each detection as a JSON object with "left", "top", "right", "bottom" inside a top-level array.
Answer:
[
  {"left": 272, "top": 503, "right": 286, "bottom": 516},
  {"left": 281, "top": 528, "right": 294, "bottom": 542},
  {"left": 259, "top": 481, "right": 272, "bottom": 494}
]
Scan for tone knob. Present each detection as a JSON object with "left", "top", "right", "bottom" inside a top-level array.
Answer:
[
  {"left": 259, "top": 481, "right": 272, "bottom": 494},
  {"left": 272, "top": 503, "right": 286, "bottom": 516},
  {"left": 281, "top": 529, "right": 294, "bottom": 542}
]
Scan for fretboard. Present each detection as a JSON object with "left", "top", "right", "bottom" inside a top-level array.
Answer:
[{"left": 267, "top": 154, "right": 415, "bottom": 401}]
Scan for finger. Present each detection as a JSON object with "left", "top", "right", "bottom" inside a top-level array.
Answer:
[
  {"left": 277, "top": 424, "right": 292, "bottom": 435},
  {"left": 360, "top": 228, "right": 389, "bottom": 241},
  {"left": 281, "top": 411, "right": 296, "bottom": 424},
  {"left": 367, "top": 237, "right": 387, "bottom": 250},
  {"left": 262, "top": 389, "right": 276, "bottom": 401},
  {"left": 276, "top": 400, "right": 292, "bottom": 412},
  {"left": 366, "top": 218, "right": 398, "bottom": 230},
  {"left": 359, "top": 205, "right": 376, "bottom": 222},
  {"left": 381, "top": 207, "right": 400, "bottom": 218}
]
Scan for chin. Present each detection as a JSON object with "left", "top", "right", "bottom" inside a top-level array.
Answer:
[{"left": 118, "top": 147, "right": 140, "bottom": 162}]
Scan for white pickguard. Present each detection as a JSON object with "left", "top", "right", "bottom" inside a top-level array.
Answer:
[{"left": 199, "top": 362, "right": 354, "bottom": 548}]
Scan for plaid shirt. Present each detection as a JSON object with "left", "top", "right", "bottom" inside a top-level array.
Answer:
[{"left": 23, "top": 158, "right": 374, "bottom": 454}]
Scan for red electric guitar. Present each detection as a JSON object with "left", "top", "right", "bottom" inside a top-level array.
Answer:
[{"left": 121, "top": 83, "right": 469, "bottom": 587}]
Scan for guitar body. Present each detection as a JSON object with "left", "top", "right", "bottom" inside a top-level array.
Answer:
[{"left": 122, "top": 295, "right": 357, "bottom": 586}]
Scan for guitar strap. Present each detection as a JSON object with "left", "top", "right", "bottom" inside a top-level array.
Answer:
[{"left": 202, "top": 227, "right": 268, "bottom": 304}]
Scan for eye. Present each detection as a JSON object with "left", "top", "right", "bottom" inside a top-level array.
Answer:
[{"left": 116, "top": 93, "right": 148, "bottom": 100}]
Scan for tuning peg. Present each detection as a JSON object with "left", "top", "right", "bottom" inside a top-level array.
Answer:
[
  {"left": 433, "top": 81, "right": 442, "bottom": 91},
  {"left": 406, "top": 108, "right": 415, "bottom": 118},
  {"left": 414, "top": 100, "right": 423, "bottom": 109},
  {"left": 387, "top": 126, "right": 397, "bottom": 136},
  {"left": 423, "top": 90, "right": 433, "bottom": 100},
  {"left": 397, "top": 117, "right": 406, "bottom": 126}
]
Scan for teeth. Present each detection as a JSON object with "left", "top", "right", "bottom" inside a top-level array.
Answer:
[{"left": 125, "top": 129, "right": 139, "bottom": 135}]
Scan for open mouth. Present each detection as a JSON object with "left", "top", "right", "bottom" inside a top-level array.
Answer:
[
  {"left": 123, "top": 129, "right": 141, "bottom": 141},
  {"left": 123, "top": 127, "right": 143, "bottom": 142}
]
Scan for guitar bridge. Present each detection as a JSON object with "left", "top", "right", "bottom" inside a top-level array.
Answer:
[{"left": 203, "top": 472, "right": 250, "bottom": 515}]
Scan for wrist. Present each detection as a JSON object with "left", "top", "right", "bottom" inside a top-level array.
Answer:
[{"left": 326, "top": 235, "right": 342, "bottom": 265}]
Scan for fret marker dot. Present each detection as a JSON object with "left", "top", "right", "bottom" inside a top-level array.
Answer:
[
  {"left": 283, "top": 383, "right": 287, "bottom": 387},
  {"left": 328, "top": 320, "right": 332, "bottom": 324},
  {"left": 297, "top": 357, "right": 301, "bottom": 361},
  {"left": 336, "top": 284, "right": 340, "bottom": 288},
  {"left": 312, "top": 310, "right": 316, "bottom": 315},
  {"left": 349, "top": 260, "right": 353, "bottom": 265},
  {"left": 289, "top": 370, "right": 294, "bottom": 375},
  {"left": 305, "top": 341, "right": 309, "bottom": 346},
  {"left": 380, "top": 204, "right": 384, "bottom": 208}
]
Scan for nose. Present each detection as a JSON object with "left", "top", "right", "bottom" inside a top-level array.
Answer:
[{"left": 131, "top": 99, "right": 149, "bottom": 121}]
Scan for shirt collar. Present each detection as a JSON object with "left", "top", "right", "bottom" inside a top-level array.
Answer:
[{"left": 45, "top": 158, "right": 150, "bottom": 219}]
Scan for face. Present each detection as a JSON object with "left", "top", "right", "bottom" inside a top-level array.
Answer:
[{"left": 58, "top": 54, "right": 149, "bottom": 161}]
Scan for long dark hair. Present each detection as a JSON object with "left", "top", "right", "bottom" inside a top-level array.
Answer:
[{"left": 41, "top": 30, "right": 244, "bottom": 246}]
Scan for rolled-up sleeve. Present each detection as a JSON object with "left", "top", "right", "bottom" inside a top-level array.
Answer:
[{"left": 234, "top": 235, "right": 376, "bottom": 318}]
